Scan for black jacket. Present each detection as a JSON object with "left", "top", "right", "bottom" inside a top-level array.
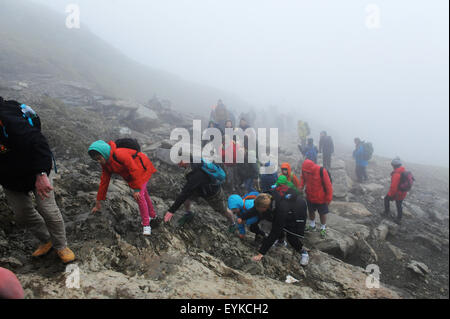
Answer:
[
  {"left": 168, "top": 164, "right": 221, "bottom": 214},
  {"left": 0, "top": 99, "right": 53, "bottom": 192},
  {"left": 319, "top": 135, "right": 334, "bottom": 155}
]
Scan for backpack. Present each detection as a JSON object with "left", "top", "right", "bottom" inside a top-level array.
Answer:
[
  {"left": 398, "top": 171, "right": 414, "bottom": 192},
  {"left": 201, "top": 159, "right": 226, "bottom": 185},
  {"left": 113, "top": 138, "right": 147, "bottom": 170},
  {"left": 242, "top": 192, "right": 259, "bottom": 211},
  {"left": 362, "top": 142, "right": 374, "bottom": 161},
  {"left": 115, "top": 138, "right": 141, "bottom": 152},
  {"left": 319, "top": 167, "right": 332, "bottom": 193}
]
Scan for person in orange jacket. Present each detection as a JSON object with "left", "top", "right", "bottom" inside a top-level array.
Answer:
[
  {"left": 280, "top": 163, "right": 301, "bottom": 190},
  {"left": 88, "top": 140, "right": 158, "bottom": 236},
  {"left": 299, "top": 159, "right": 333, "bottom": 238},
  {"left": 383, "top": 157, "right": 410, "bottom": 225}
]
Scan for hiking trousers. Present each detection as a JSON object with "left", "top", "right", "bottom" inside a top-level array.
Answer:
[
  {"left": 323, "top": 153, "right": 332, "bottom": 171},
  {"left": 355, "top": 165, "right": 368, "bottom": 182},
  {"left": 384, "top": 196, "right": 403, "bottom": 220},
  {"left": 137, "top": 181, "right": 156, "bottom": 226},
  {"left": 3, "top": 173, "right": 67, "bottom": 250}
]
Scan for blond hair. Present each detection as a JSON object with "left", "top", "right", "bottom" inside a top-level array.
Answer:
[{"left": 255, "top": 193, "right": 272, "bottom": 209}]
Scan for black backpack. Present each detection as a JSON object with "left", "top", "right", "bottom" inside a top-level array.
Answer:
[
  {"left": 319, "top": 167, "right": 332, "bottom": 193},
  {"left": 362, "top": 142, "right": 374, "bottom": 161},
  {"left": 113, "top": 138, "right": 146, "bottom": 170}
]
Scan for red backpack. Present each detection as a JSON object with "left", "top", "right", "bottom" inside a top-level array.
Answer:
[{"left": 398, "top": 171, "right": 415, "bottom": 192}]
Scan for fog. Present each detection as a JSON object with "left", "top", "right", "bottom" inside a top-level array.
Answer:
[{"left": 31, "top": 0, "right": 449, "bottom": 167}]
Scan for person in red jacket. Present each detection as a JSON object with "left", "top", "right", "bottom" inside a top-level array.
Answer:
[
  {"left": 88, "top": 140, "right": 158, "bottom": 236},
  {"left": 280, "top": 162, "right": 301, "bottom": 191},
  {"left": 299, "top": 159, "right": 333, "bottom": 238},
  {"left": 383, "top": 157, "right": 408, "bottom": 224}
]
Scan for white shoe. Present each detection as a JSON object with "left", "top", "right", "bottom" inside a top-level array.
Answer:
[
  {"left": 143, "top": 226, "right": 152, "bottom": 236},
  {"left": 300, "top": 251, "right": 309, "bottom": 266}
]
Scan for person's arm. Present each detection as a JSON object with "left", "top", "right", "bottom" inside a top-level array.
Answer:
[
  {"left": 298, "top": 172, "right": 305, "bottom": 190},
  {"left": 258, "top": 208, "right": 286, "bottom": 255},
  {"left": 240, "top": 207, "right": 259, "bottom": 221},
  {"left": 387, "top": 172, "right": 400, "bottom": 198},
  {"left": 96, "top": 167, "right": 112, "bottom": 201}
]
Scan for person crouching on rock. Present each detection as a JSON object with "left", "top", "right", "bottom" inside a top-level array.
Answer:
[
  {"left": 251, "top": 192, "right": 309, "bottom": 266},
  {"left": 88, "top": 140, "right": 158, "bottom": 236},
  {"left": 163, "top": 154, "right": 236, "bottom": 232}
]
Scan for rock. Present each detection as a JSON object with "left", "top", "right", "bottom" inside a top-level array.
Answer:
[
  {"left": 386, "top": 243, "right": 407, "bottom": 260},
  {"left": 361, "top": 183, "right": 385, "bottom": 193},
  {"left": 331, "top": 159, "right": 346, "bottom": 169},
  {"left": 330, "top": 201, "right": 373, "bottom": 219},
  {"left": 0, "top": 257, "right": 23, "bottom": 268},
  {"left": 155, "top": 148, "right": 176, "bottom": 165},
  {"left": 407, "top": 261, "right": 430, "bottom": 277},
  {"left": 373, "top": 224, "right": 389, "bottom": 241},
  {"left": 413, "top": 234, "right": 442, "bottom": 252}
]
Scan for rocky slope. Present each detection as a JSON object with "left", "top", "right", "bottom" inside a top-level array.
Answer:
[{"left": 0, "top": 79, "right": 448, "bottom": 299}]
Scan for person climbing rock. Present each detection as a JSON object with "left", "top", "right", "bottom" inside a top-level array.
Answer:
[
  {"left": 383, "top": 157, "right": 414, "bottom": 225},
  {"left": 299, "top": 159, "right": 333, "bottom": 238},
  {"left": 88, "top": 139, "right": 158, "bottom": 236},
  {"left": 353, "top": 138, "right": 368, "bottom": 183},
  {"left": 251, "top": 193, "right": 309, "bottom": 266},
  {"left": 319, "top": 131, "right": 334, "bottom": 170},
  {"left": 228, "top": 192, "right": 266, "bottom": 240},
  {"left": 0, "top": 97, "right": 75, "bottom": 264},
  {"left": 280, "top": 162, "right": 301, "bottom": 191},
  {"left": 163, "top": 154, "right": 236, "bottom": 232}
]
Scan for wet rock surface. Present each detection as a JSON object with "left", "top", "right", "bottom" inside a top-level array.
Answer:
[{"left": 0, "top": 82, "right": 448, "bottom": 299}]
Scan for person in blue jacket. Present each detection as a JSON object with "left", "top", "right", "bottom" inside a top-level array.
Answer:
[
  {"left": 227, "top": 192, "right": 266, "bottom": 241},
  {"left": 352, "top": 138, "right": 368, "bottom": 182}
]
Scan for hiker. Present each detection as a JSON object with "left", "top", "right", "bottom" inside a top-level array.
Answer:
[
  {"left": 299, "top": 138, "right": 319, "bottom": 163},
  {"left": 220, "top": 135, "right": 240, "bottom": 193},
  {"left": 251, "top": 193, "right": 309, "bottom": 266},
  {"left": 297, "top": 120, "right": 310, "bottom": 150},
  {"left": 236, "top": 148, "right": 259, "bottom": 194},
  {"left": 299, "top": 159, "right": 333, "bottom": 238},
  {"left": 228, "top": 192, "right": 266, "bottom": 241},
  {"left": 259, "top": 161, "right": 278, "bottom": 193},
  {"left": 319, "top": 131, "right": 334, "bottom": 170},
  {"left": 209, "top": 100, "right": 236, "bottom": 134},
  {"left": 383, "top": 157, "right": 413, "bottom": 225},
  {"left": 88, "top": 139, "right": 158, "bottom": 236},
  {"left": 0, "top": 97, "right": 75, "bottom": 263},
  {"left": 353, "top": 138, "right": 368, "bottom": 182},
  {"left": 163, "top": 155, "right": 236, "bottom": 232},
  {"left": 0, "top": 267, "right": 24, "bottom": 299},
  {"left": 280, "top": 162, "right": 301, "bottom": 191}
]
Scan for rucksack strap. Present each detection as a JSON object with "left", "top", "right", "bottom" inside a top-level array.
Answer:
[
  {"left": 114, "top": 151, "right": 147, "bottom": 171},
  {"left": 320, "top": 167, "right": 327, "bottom": 194}
]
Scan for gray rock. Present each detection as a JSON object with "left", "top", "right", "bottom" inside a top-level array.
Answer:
[{"left": 407, "top": 261, "right": 430, "bottom": 277}]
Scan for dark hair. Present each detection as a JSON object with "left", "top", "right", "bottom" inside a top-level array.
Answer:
[{"left": 88, "top": 150, "right": 101, "bottom": 160}]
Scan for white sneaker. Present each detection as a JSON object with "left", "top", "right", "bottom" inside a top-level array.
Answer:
[
  {"left": 143, "top": 226, "right": 152, "bottom": 236},
  {"left": 300, "top": 251, "right": 309, "bottom": 266}
]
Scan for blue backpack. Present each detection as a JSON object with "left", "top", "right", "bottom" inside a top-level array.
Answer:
[{"left": 201, "top": 159, "right": 226, "bottom": 185}]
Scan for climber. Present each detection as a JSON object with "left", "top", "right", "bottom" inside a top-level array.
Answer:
[
  {"left": 88, "top": 139, "right": 158, "bottom": 236},
  {"left": 319, "top": 131, "right": 334, "bottom": 171},
  {"left": 0, "top": 97, "right": 75, "bottom": 264},
  {"left": 353, "top": 138, "right": 368, "bottom": 183},
  {"left": 299, "top": 159, "right": 333, "bottom": 238},
  {"left": 299, "top": 138, "right": 319, "bottom": 163},
  {"left": 383, "top": 157, "right": 414, "bottom": 225},
  {"left": 0, "top": 267, "right": 24, "bottom": 299},
  {"left": 259, "top": 161, "right": 278, "bottom": 193},
  {"left": 163, "top": 153, "right": 236, "bottom": 232},
  {"left": 280, "top": 162, "right": 301, "bottom": 191},
  {"left": 251, "top": 192, "right": 309, "bottom": 266},
  {"left": 228, "top": 192, "right": 266, "bottom": 241}
]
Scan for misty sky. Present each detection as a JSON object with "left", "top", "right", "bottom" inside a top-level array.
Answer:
[{"left": 31, "top": 0, "right": 449, "bottom": 167}]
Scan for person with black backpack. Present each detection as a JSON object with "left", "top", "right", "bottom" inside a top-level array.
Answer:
[
  {"left": 383, "top": 157, "right": 414, "bottom": 225},
  {"left": 163, "top": 153, "right": 236, "bottom": 232},
  {"left": 88, "top": 139, "right": 158, "bottom": 235},
  {"left": 353, "top": 138, "right": 369, "bottom": 182},
  {"left": 0, "top": 97, "right": 75, "bottom": 263},
  {"left": 319, "top": 131, "right": 334, "bottom": 170},
  {"left": 299, "top": 138, "right": 319, "bottom": 163}
]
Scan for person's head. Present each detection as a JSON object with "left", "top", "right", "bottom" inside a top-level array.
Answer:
[
  {"left": 208, "top": 121, "right": 216, "bottom": 128},
  {"left": 228, "top": 194, "right": 243, "bottom": 214},
  {"left": 280, "top": 162, "right": 291, "bottom": 177},
  {"left": 255, "top": 193, "right": 272, "bottom": 213},
  {"left": 354, "top": 138, "right": 361, "bottom": 145},
  {"left": 391, "top": 157, "right": 402, "bottom": 169},
  {"left": 225, "top": 120, "right": 233, "bottom": 128},
  {"left": 307, "top": 138, "right": 313, "bottom": 146},
  {"left": 239, "top": 118, "right": 248, "bottom": 128},
  {"left": 320, "top": 131, "right": 327, "bottom": 137},
  {"left": 88, "top": 140, "right": 111, "bottom": 165}
]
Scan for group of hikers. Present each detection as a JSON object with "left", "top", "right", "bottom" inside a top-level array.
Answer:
[{"left": 0, "top": 96, "right": 415, "bottom": 297}]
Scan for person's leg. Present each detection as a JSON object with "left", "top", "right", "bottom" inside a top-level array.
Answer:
[
  {"left": 244, "top": 178, "right": 255, "bottom": 193},
  {"left": 384, "top": 196, "right": 391, "bottom": 215},
  {"left": 355, "top": 165, "right": 362, "bottom": 182},
  {"left": 207, "top": 188, "right": 235, "bottom": 225},
  {"left": 363, "top": 166, "right": 368, "bottom": 181},
  {"left": 184, "top": 199, "right": 192, "bottom": 212},
  {"left": 318, "top": 204, "right": 329, "bottom": 237},
  {"left": 136, "top": 182, "right": 151, "bottom": 227},
  {"left": 143, "top": 183, "right": 156, "bottom": 219},
  {"left": 4, "top": 189, "right": 51, "bottom": 245},
  {"left": 249, "top": 223, "right": 266, "bottom": 237},
  {"left": 306, "top": 201, "right": 316, "bottom": 230},
  {"left": 396, "top": 200, "right": 403, "bottom": 221}
]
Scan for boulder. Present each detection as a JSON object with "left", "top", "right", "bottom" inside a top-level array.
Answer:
[
  {"left": 407, "top": 261, "right": 430, "bottom": 277},
  {"left": 330, "top": 201, "right": 373, "bottom": 219}
]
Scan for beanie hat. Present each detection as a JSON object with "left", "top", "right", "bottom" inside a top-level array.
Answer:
[
  {"left": 391, "top": 157, "right": 402, "bottom": 167},
  {"left": 88, "top": 140, "right": 111, "bottom": 161}
]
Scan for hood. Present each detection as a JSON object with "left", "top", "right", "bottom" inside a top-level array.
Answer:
[
  {"left": 281, "top": 162, "right": 292, "bottom": 180},
  {"left": 88, "top": 140, "right": 112, "bottom": 161},
  {"left": 228, "top": 194, "right": 244, "bottom": 210},
  {"left": 301, "top": 159, "right": 317, "bottom": 173}
]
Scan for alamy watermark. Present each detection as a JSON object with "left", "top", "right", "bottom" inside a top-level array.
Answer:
[
  {"left": 169, "top": 120, "right": 278, "bottom": 174},
  {"left": 65, "top": 4, "right": 80, "bottom": 29},
  {"left": 365, "top": 264, "right": 381, "bottom": 289},
  {"left": 65, "top": 263, "right": 80, "bottom": 289}
]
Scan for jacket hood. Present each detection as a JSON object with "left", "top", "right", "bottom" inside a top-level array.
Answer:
[
  {"left": 301, "top": 159, "right": 317, "bottom": 173},
  {"left": 88, "top": 140, "right": 112, "bottom": 161},
  {"left": 281, "top": 162, "right": 292, "bottom": 180},
  {"left": 228, "top": 194, "right": 244, "bottom": 210}
]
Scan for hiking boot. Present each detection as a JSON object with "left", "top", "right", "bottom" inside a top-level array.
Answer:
[
  {"left": 305, "top": 225, "right": 316, "bottom": 232},
  {"left": 32, "top": 241, "right": 53, "bottom": 257},
  {"left": 177, "top": 211, "right": 194, "bottom": 227},
  {"left": 143, "top": 226, "right": 152, "bottom": 236},
  {"left": 300, "top": 250, "right": 309, "bottom": 266},
  {"left": 56, "top": 247, "right": 75, "bottom": 264},
  {"left": 228, "top": 223, "right": 238, "bottom": 234},
  {"left": 273, "top": 240, "right": 287, "bottom": 247},
  {"left": 320, "top": 228, "right": 327, "bottom": 238}
]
